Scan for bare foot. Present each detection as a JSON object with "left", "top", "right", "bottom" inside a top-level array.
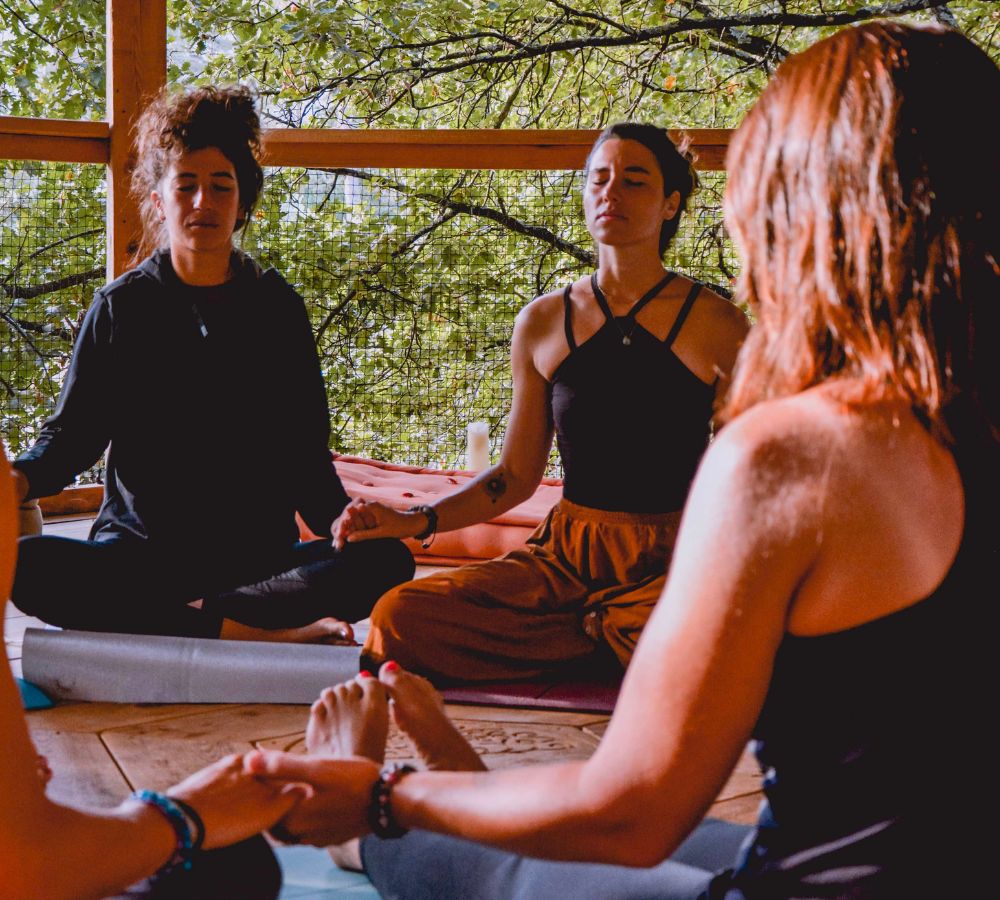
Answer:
[
  {"left": 220, "top": 616, "right": 356, "bottom": 645},
  {"left": 304, "top": 676, "right": 387, "bottom": 872},
  {"left": 305, "top": 675, "right": 389, "bottom": 765},
  {"left": 379, "top": 662, "right": 486, "bottom": 772}
]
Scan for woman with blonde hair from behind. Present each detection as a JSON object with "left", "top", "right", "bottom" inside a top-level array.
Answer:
[{"left": 248, "top": 21, "right": 1000, "bottom": 899}]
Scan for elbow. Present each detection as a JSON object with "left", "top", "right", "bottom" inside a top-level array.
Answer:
[
  {"left": 579, "top": 777, "right": 687, "bottom": 868},
  {"left": 497, "top": 464, "right": 543, "bottom": 506},
  {"left": 624, "top": 840, "right": 678, "bottom": 869},
  {"left": 599, "top": 824, "right": 677, "bottom": 869}
]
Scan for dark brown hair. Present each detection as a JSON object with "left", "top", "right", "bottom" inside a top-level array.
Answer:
[
  {"left": 131, "top": 85, "right": 263, "bottom": 261},
  {"left": 721, "top": 22, "right": 1000, "bottom": 444},
  {"left": 585, "top": 122, "right": 699, "bottom": 256}
]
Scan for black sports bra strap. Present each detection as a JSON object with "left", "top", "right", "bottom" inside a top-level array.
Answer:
[
  {"left": 664, "top": 281, "right": 702, "bottom": 348},
  {"left": 562, "top": 283, "right": 576, "bottom": 351},
  {"left": 627, "top": 272, "right": 676, "bottom": 321},
  {"left": 590, "top": 272, "right": 676, "bottom": 323},
  {"left": 589, "top": 273, "right": 614, "bottom": 323}
]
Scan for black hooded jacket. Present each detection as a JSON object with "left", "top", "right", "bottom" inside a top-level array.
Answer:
[{"left": 14, "top": 250, "right": 350, "bottom": 559}]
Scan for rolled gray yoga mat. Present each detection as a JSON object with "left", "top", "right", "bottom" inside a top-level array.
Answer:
[{"left": 22, "top": 628, "right": 363, "bottom": 703}]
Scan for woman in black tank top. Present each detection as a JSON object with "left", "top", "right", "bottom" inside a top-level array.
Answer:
[
  {"left": 335, "top": 123, "right": 749, "bottom": 683},
  {"left": 248, "top": 23, "right": 1000, "bottom": 900}
]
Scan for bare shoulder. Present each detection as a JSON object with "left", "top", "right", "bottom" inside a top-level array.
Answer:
[
  {"left": 716, "top": 392, "right": 848, "bottom": 465},
  {"left": 514, "top": 286, "right": 565, "bottom": 335},
  {"left": 668, "top": 279, "right": 749, "bottom": 379},
  {"left": 688, "top": 283, "right": 749, "bottom": 341},
  {"left": 513, "top": 283, "right": 580, "bottom": 364},
  {"left": 700, "top": 393, "right": 849, "bottom": 523},
  {"left": 511, "top": 287, "right": 570, "bottom": 383}
]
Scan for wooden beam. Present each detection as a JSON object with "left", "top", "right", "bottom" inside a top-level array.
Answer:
[
  {"left": 0, "top": 117, "right": 108, "bottom": 164},
  {"left": 261, "top": 128, "right": 731, "bottom": 171},
  {"left": 1, "top": 118, "right": 730, "bottom": 172},
  {"left": 106, "top": 0, "right": 166, "bottom": 279}
]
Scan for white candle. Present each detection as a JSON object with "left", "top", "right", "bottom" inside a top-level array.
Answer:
[{"left": 467, "top": 421, "right": 490, "bottom": 471}]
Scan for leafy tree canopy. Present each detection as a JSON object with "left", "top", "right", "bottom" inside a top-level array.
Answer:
[{"left": 1, "top": 2, "right": 997, "bottom": 467}]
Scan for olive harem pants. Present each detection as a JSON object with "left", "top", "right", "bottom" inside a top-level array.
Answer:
[{"left": 362, "top": 498, "right": 682, "bottom": 682}]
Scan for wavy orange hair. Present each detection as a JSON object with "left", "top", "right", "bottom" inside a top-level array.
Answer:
[{"left": 720, "top": 22, "right": 999, "bottom": 445}]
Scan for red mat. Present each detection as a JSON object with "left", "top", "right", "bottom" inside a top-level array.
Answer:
[{"left": 441, "top": 678, "right": 620, "bottom": 714}]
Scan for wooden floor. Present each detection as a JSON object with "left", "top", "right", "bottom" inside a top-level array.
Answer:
[{"left": 7, "top": 516, "right": 764, "bottom": 829}]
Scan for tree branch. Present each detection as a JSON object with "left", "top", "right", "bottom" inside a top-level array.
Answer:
[
  {"left": 315, "top": 208, "right": 460, "bottom": 343},
  {"left": 1, "top": 266, "right": 104, "bottom": 301},
  {"left": 315, "top": 167, "right": 594, "bottom": 266},
  {"left": 303, "top": 0, "right": 950, "bottom": 95}
]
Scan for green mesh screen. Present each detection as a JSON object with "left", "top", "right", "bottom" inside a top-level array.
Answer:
[
  {"left": 0, "top": 161, "right": 105, "bottom": 478},
  {"left": 243, "top": 167, "right": 732, "bottom": 471},
  {"left": 1, "top": 160, "right": 731, "bottom": 479}
]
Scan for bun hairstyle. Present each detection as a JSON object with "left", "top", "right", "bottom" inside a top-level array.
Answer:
[
  {"left": 585, "top": 122, "right": 699, "bottom": 256},
  {"left": 131, "top": 85, "right": 263, "bottom": 260}
]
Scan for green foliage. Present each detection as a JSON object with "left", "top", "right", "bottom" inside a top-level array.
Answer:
[
  {"left": 0, "top": 160, "right": 105, "bottom": 462},
  {"left": 1, "top": 1, "right": 998, "bottom": 470},
  {"left": 0, "top": 0, "right": 105, "bottom": 119}
]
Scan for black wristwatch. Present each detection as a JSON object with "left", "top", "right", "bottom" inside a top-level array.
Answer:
[
  {"left": 369, "top": 763, "right": 416, "bottom": 839},
  {"left": 408, "top": 504, "right": 438, "bottom": 547}
]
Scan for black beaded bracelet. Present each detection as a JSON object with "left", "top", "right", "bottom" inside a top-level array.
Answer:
[
  {"left": 408, "top": 504, "right": 438, "bottom": 549},
  {"left": 368, "top": 763, "right": 416, "bottom": 839}
]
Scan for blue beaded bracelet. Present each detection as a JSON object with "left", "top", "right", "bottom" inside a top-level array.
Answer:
[{"left": 132, "top": 790, "right": 204, "bottom": 876}]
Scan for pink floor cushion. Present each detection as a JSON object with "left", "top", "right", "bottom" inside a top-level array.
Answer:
[
  {"left": 441, "top": 678, "right": 619, "bottom": 714},
  {"left": 299, "top": 454, "right": 563, "bottom": 565}
]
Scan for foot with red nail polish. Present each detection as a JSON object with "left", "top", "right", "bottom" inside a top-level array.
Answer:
[
  {"left": 379, "top": 662, "right": 486, "bottom": 772},
  {"left": 304, "top": 675, "right": 389, "bottom": 766}
]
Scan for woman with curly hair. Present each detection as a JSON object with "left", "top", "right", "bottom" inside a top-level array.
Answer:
[{"left": 10, "top": 86, "right": 414, "bottom": 643}]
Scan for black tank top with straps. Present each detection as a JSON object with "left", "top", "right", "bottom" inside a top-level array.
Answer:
[
  {"left": 549, "top": 273, "right": 715, "bottom": 513},
  {"left": 715, "top": 460, "right": 997, "bottom": 898}
]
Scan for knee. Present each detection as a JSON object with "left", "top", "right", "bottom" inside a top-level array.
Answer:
[
  {"left": 369, "top": 580, "right": 426, "bottom": 637},
  {"left": 371, "top": 537, "right": 416, "bottom": 586},
  {"left": 365, "top": 581, "right": 437, "bottom": 667},
  {"left": 347, "top": 538, "right": 415, "bottom": 595},
  {"left": 10, "top": 535, "right": 54, "bottom": 617}
]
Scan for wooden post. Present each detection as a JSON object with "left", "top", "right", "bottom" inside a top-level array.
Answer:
[{"left": 106, "top": 0, "right": 166, "bottom": 280}]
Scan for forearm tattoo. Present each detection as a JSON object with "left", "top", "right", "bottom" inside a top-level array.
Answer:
[{"left": 482, "top": 470, "right": 508, "bottom": 504}]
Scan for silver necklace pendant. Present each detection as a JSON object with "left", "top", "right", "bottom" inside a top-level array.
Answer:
[{"left": 622, "top": 335, "right": 632, "bottom": 346}]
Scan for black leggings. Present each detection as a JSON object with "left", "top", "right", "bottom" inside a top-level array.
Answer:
[
  {"left": 11, "top": 533, "right": 415, "bottom": 638},
  {"left": 108, "top": 835, "right": 280, "bottom": 899},
  {"left": 361, "top": 818, "right": 752, "bottom": 900}
]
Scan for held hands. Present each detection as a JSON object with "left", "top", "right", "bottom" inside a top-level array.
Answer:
[
  {"left": 331, "top": 499, "right": 426, "bottom": 550},
  {"left": 244, "top": 752, "right": 380, "bottom": 847},
  {"left": 246, "top": 671, "right": 392, "bottom": 846},
  {"left": 164, "top": 753, "right": 307, "bottom": 851}
]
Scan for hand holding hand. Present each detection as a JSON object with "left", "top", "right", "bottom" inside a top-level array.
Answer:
[
  {"left": 165, "top": 753, "right": 306, "bottom": 850},
  {"left": 331, "top": 499, "right": 426, "bottom": 550},
  {"left": 245, "top": 751, "right": 380, "bottom": 847}
]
